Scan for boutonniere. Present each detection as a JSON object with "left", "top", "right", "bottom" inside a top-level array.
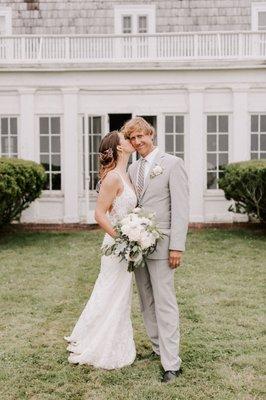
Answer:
[{"left": 150, "top": 165, "right": 164, "bottom": 179}]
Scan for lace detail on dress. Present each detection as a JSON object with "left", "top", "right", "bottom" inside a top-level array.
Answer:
[
  {"left": 108, "top": 172, "right": 137, "bottom": 225},
  {"left": 64, "top": 171, "right": 137, "bottom": 370}
]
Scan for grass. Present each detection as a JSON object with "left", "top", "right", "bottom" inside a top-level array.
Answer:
[{"left": 0, "top": 228, "right": 265, "bottom": 400}]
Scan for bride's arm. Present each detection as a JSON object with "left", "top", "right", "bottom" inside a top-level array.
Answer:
[{"left": 94, "top": 173, "right": 121, "bottom": 238}]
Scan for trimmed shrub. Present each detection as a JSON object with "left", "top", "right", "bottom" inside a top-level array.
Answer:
[
  {"left": 218, "top": 160, "right": 266, "bottom": 222},
  {"left": 0, "top": 157, "right": 46, "bottom": 226}
]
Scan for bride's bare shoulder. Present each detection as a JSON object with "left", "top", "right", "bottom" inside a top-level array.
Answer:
[{"left": 100, "top": 171, "right": 122, "bottom": 190}]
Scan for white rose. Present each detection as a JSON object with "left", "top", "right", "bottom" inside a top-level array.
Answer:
[
  {"left": 140, "top": 231, "right": 155, "bottom": 250},
  {"left": 127, "top": 227, "right": 143, "bottom": 242}
]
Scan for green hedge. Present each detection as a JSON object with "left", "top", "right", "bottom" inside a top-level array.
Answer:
[
  {"left": 0, "top": 157, "right": 46, "bottom": 226},
  {"left": 218, "top": 160, "right": 266, "bottom": 222}
]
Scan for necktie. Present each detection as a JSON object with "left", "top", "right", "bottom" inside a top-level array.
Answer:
[{"left": 137, "top": 158, "right": 146, "bottom": 198}]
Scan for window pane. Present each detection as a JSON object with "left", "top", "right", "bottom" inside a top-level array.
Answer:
[
  {"left": 258, "top": 11, "right": 266, "bottom": 28},
  {"left": 51, "top": 136, "right": 60, "bottom": 153},
  {"left": 40, "top": 154, "right": 49, "bottom": 171},
  {"left": 251, "top": 115, "right": 258, "bottom": 132},
  {"left": 138, "top": 15, "right": 147, "bottom": 33},
  {"left": 207, "top": 172, "right": 217, "bottom": 189},
  {"left": 40, "top": 136, "right": 49, "bottom": 153},
  {"left": 165, "top": 116, "right": 174, "bottom": 133},
  {"left": 43, "top": 173, "right": 50, "bottom": 190},
  {"left": 93, "top": 154, "right": 99, "bottom": 171},
  {"left": 1, "top": 137, "right": 8, "bottom": 153},
  {"left": 165, "top": 135, "right": 173, "bottom": 152},
  {"left": 51, "top": 154, "right": 61, "bottom": 171},
  {"left": 207, "top": 154, "right": 217, "bottom": 170},
  {"left": 176, "top": 135, "right": 184, "bottom": 152},
  {"left": 93, "top": 117, "right": 101, "bottom": 134},
  {"left": 219, "top": 153, "right": 228, "bottom": 168},
  {"left": 175, "top": 116, "right": 184, "bottom": 133},
  {"left": 123, "top": 16, "right": 132, "bottom": 34},
  {"left": 207, "top": 135, "right": 216, "bottom": 151},
  {"left": 219, "top": 115, "right": 228, "bottom": 133},
  {"left": 251, "top": 152, "right": 258, "bottom": 159},
  {"left": 51, "top": 117, "right": 60, "bottom": 135},
  {"left": 260, "top": 115, "right": 266, "bottom": 132},
  {"left": 10, "top": 118, "right": 17, "bottom": 135},
  {"left": 10, "top": 137, "right": 17, "bottom": 154},
  {"left": 52, "top": 173, "right": 61, "bottom": 190},
  {"left": 219, "top": 134, "right": 228, "bottom": 151},
  {"left": 207, "top": 116, "right": 216, "bottom": 133},
  {"left": 92, "top": 135, "right": 101, "bottom": 153},
  {"left": 1, "top": 118, "right": 8, "bottom": 135},
  {"left": 260, "top": 152, "right": 266, "bottom": 159},
  {"left": 40, "top": 117, "right": 49, "bottom": 135},
  {"left": 261, "top": 134, "right": 266, "bottom": 151},
  {"left": 251, "top": 134, "right": 258, "bottom": 151}
]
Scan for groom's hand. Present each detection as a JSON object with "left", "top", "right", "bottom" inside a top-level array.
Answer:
[{"left": 169, "top": 250, "right": 183, "bottom": 269}]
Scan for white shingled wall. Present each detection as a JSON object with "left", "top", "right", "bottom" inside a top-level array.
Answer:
[{"left": 1, "top": 0, "right": 265, "bottom": 35}]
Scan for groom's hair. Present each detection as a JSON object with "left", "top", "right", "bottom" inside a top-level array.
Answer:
[{"left": 121, "top": 117, "right": 155, "bottom": 139}]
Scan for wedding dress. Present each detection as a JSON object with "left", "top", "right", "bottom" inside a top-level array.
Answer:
[{"left": 64, "top": 171, "right": 137, "bottom": 369}]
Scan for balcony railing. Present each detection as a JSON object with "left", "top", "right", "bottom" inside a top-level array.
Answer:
[{"left": 0, "top": 31, "right": 265, "bottom": 64}]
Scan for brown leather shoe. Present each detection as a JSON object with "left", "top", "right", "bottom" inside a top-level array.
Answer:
[{"left": 161, "top": 369, "right": 182, "bottom": 383}]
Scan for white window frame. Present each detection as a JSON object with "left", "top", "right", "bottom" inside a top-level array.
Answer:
[
  {"left": 0, "top": 115, "right": 18, "bottom": 157},
  {"left": 205, "top": 113, "right": 231, "bottom": 192},
  {"left": 251, "top": 2, "right": 266, "bottom": 31},
  {"left": 38, "top": 115, "right": 62, "bottom": 193},
  {"left": 164, "top": 114, "right": 186, "bottom": 161},
  {"left": 114, "top": 5, "right": 156, "bottom": 34},
  {"left": 250, "top": 113, "right": 266, "bottom": 159},
  {"left": 0, "top": 7, "right": 12, "bottom": 35}
]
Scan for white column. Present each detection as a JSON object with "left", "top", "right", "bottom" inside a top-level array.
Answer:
[
  {"left": 19, "top": 88, "right": 36, "bottom": 160},
  {"left": 62, "top": 88, "right": 79, "bottom": 223},
  {"left": 188, "top": 87, "right": 205, "bottom": 223},
  {"left": 232, "top": 86, "right": 250, "bottom": 162}
]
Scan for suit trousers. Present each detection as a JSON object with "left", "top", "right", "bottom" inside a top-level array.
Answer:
[{"left": 134, "top": 258, "right": 181, "bottom": 371}]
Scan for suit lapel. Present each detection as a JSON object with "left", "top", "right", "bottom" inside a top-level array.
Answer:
[{"left": 140, "top": 150, "right": 165, "bottom": 199}]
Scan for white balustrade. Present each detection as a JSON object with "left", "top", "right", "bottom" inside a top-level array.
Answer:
[{"left": 0, "top": 31, "right": 265, "bottom": 64}]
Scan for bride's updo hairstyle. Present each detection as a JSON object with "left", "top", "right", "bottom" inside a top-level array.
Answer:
[{"left": 98, "top": 130, "right": 120, "bottom": 181}]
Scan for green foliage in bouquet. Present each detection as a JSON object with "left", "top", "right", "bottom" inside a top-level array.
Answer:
[
  {"left": 0, "top": 157, "right": 46, "bottom": 227},
  {"left": 218, "top": 160, "right": 266, "bottom": 222}
]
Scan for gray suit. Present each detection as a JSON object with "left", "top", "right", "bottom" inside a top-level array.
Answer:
[{"left": 128, "top": 150, "right": 189, "bottom": 371}]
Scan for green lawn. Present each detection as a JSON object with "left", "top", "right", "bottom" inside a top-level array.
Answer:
[{"left": 0, "top": 228, "right": 265, "bottom": 400}]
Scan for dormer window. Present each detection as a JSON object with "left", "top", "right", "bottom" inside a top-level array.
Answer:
[
  {"left": 114, "top": 5, "right": 155, "bottom": 34},
  {"left": 0, "top": 7, "right": 12, "bottom": 35},
  {"left": 252, "top": 2, "right": 266, "bottom": 31}
]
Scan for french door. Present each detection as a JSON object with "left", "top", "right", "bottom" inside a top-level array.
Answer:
[{"left": 82, "top": 114, "right": 105, "bottom": 223}]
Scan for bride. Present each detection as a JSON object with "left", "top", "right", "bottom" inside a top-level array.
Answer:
[{"left": 64, "top": 130, "right": 137, "bottom": 369}]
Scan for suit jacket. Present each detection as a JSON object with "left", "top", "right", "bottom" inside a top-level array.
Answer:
[{"left": 128, "top": 150, "right": 189, "bottom": 259}]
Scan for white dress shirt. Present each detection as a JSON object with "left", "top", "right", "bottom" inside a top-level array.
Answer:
[{"left": 138, "top": 147, "right": 159, "bottom": 182}]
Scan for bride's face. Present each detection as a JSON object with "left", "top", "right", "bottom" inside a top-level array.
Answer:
[{"left": 118, "top": 132, "right": 135, "bottom": 154}]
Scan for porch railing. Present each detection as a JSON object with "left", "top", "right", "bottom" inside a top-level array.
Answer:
[{"left": 0, "top": 31, "right": 265, "bottom": 64}]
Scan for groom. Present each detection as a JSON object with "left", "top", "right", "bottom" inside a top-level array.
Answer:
[{"left": 122, "top": 117, "right": 189, "bottom": 383}]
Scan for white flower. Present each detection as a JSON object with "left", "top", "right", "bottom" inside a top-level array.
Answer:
[
  {"left": 127, "top": 227, "right": 143, "bottom": 242},
  {"left": 139, "top": 231, "right": 155, "bottom": 250},
  {"left": 150, "top": 165, "right": 163, "bottom": 178}
]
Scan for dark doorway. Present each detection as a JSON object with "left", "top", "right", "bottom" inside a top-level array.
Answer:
[
  {"left": 108, "top": 114, "right": 132, "bottom": 132},
  {"left": 138, "top": 115, "right": 157, "bottom": 145}
]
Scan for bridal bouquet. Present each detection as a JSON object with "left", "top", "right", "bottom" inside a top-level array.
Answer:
[{"left": 102, "top": 207, "right": 163, "bottom": 272}]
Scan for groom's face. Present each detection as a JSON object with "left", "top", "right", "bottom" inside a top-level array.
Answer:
[{"left": 129, "top": 131, "right": 154, "bottom": 158}]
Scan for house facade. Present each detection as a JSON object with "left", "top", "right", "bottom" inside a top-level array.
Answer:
[{"left": 0, "top": 0, "right": 266, "bottom": 223}]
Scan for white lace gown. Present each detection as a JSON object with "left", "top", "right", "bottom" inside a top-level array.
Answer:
[{"left": 64, "top": 173, "right": 137, "bottom": 370}]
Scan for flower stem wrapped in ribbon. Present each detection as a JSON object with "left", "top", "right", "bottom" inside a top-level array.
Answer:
[{"left": 102, "top": 207, "right": 164, "bottom": 272}]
